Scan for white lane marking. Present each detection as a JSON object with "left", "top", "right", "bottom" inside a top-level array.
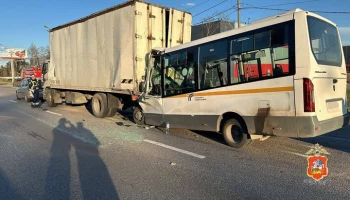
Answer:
[
  {"left": 46, "top": 111, "right": 62, "bottom": 116},
  {"left": 144, "top": 139, "right": 206, "bottom": 159},
  {"left": 9, "top": 100, "right": 17, "bottom": 103},
  {"left": 282, "top": 150, "right": 309, "bottom": 158},
  {"left": 12, "top": 109, "right": 97, "bottom": 146},
  {"left": 13, "top": 109, "right": 69, "bottom": 135},
  {"left": 319, "top": 136, "right": 350, "bottom": 143}
]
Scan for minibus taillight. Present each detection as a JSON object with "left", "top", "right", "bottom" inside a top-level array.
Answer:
[{"left": 303, "top": 78, "right": 315, "bottom": 112}]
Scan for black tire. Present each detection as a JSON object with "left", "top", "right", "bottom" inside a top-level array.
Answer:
[
  {"left": 223, "top": 118, "right": 251, "bottom": 148},
  {"left": 106, "top": 107, "right": 118, "bottom": 117},
  {"left": 16, "top": 92, "right": 20, "bottom": 100},
  {"left": 133, "top": 106, "right": 145, "bottom": 125},
  {"left": 47, "top": 89, "right": 57, "bottom": 107},
  {"left": 91, "top": 93, "right": 109, "bottom": 118}
]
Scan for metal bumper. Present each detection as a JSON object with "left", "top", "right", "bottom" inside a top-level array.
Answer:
[{"left": 298, "top": 113, "right": 350, "bottom": 138}]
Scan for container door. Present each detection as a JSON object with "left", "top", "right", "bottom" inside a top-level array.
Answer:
[
  {"left": 134, "top": 2, "right": 166, "bottom": 89},
  {"left": 167, "top": 9, "right": 192, "bottom": 47}
]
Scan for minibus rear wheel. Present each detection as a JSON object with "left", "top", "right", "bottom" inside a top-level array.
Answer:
[{"left": 223, "top": 118, "right": 251, "bottom": 148}]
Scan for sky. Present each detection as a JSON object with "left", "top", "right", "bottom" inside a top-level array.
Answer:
[{"left": 0, "top": 0, "right": 349, "bottom": 65}]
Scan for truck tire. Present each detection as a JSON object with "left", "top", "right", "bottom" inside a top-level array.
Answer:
[
  {"left": 106, "top": 108, "right": 118, "bottom": 117},
  {"left": 223, "top": 118, "right": 251, "bottom": 148},
  {"left": 133, "top": 106, "right": 145, "bottom": 125},
  {"left": 47, "top": 89, "right": 57, "bottom": 107},
  {"left": 92, "top": 93, "right": 108, "bottom": 118}
]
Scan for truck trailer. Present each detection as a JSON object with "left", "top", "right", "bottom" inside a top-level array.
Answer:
[{"left": 43, "top": 0, "right": 192, "bottom": 118}]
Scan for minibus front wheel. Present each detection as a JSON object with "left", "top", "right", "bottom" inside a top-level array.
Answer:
[
  {"left": 223, "top": 118, "right": 251, "bottom": 148},
  {"left": 133, "top": 106, "right": 145, "bottom": 125}
]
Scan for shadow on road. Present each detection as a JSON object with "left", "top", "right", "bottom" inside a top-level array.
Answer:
[
  {"left": 44, "top": 118, "right": 119, "bottom": 199},
  {"left": 294, "top": 125, "right": 350, "bottom": 153},
  {"left": 0, "top": 168, "right": 24, "bottom": 199},
  {"left": 190, "top": 130, "right": 227, "bottom": 146}
]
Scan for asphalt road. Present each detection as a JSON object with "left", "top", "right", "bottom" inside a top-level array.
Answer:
[{"left": 1, "top": 85, "right": 350, "bottom": 200}]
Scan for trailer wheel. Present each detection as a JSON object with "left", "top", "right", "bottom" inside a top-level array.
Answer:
[
  {"left": 106, "top": 108, "right": 118, "bottom": 117},
  {"left": 47, "top": 89, "right": 57, "bottom": 107},
  {"left": 92, "top": 93, "right": 108, "bottom": 118},
  {"left": 223, "top": 118, "right": 251, "bottom": 148},
  {"left": 133, "top": 106, "right": 145, "bottom": 125}
]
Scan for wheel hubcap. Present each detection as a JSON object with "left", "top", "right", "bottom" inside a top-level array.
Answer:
[
  {"left": 135, "top": 110, "right": 143, "bottom": 121},
  {"left": 231, "top": 126, "right": 243, "bottom": 143}
]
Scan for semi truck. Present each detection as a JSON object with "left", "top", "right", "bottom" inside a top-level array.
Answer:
[{"left": 43, "top": 0, "right": 192, "bottom": 118}]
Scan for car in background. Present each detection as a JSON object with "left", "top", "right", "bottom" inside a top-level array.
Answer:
[{"left": 16, "top": 78, "right": 43, "bottom": 102}]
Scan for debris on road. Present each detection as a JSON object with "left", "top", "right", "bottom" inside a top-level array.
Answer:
[{"left": 116, "top": 122, "right": 132, "bottom": 127}]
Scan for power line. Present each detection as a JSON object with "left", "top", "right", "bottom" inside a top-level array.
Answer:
[
  {"left": 242, "top": 0, "right": 320, "bottom": 8},
  {"left": 242, "top": 0, "right": 350, "bottom": 14},
  {"left": 242, "top": 5, "right": 350, "bottom": 14},
  {"left": 186, "top": 0, "right": 211, "bottom": 11},
  {"left": 193, "top": 0, "right": 230, "bottom": 17},
  {"left": 193, "top": 6, "right": 237, "bottom": 25},
  {"left": 223, "top": 8, "right": 238, "bottom": 20}
]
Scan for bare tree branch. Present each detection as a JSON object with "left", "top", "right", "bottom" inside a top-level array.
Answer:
[
  {"left": 27, "top": 43, "right": 50, "bottom": 67},
  {"left": 200, "top": 11, "right": 235, "bottom": 37}
]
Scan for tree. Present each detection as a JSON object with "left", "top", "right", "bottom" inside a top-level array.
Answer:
[
  {"left": 38, "top": 46, "right": 49, "bottom": 65},
  {"left": 201, "top": 15, "right": 221, "bottom": 37},
  {"left": 28, "top": 43, "right": 39, "bottom": 66},
  {"left": 27, "top": 43, "right": 50, "bottom": 67},
  {"left": 0, "top": 60, "right": 24, "bottom": 77},
  {"left": 200, "top": 11, "right": 235, "bottom": 37},
  {"left": 46, "top": 45, "right": 50, "bottom": 59}
]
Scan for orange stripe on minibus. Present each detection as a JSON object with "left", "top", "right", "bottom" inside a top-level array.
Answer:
[{"left": 167, "top": 86, "right": 294, "bottom": 98}]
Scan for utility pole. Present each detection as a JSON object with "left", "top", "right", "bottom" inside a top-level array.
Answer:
[{"left": 237, "top": 0, "right": 241, "bottom": 28}]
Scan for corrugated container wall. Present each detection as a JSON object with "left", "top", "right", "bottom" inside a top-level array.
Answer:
[{"left": 48, "top": 1, "right": 192, "bottom": 94}]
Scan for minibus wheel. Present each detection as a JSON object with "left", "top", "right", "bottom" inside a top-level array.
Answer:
[
  {"left": 133, "top": 106, "right": 145, "bottom": 125},
  {"left": 223, "top": 118, "right": 251, "bottom": 148}
]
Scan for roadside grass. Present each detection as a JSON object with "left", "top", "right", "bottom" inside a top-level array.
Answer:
[{"left": 0, "top": 79, "right": 12, "bottom": 85}]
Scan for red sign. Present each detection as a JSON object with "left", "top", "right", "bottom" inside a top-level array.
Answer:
[{"left": 307, "top": 156, "right": 328, "bottom": 181}]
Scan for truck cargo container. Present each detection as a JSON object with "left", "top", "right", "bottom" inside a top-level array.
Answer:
[{"left": 43, "top": 0, "right": 192, "bottom": 118}]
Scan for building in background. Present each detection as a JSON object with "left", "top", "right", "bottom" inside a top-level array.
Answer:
[{"left": 191, "top": 20, "right": 246, "bottom": 41}]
